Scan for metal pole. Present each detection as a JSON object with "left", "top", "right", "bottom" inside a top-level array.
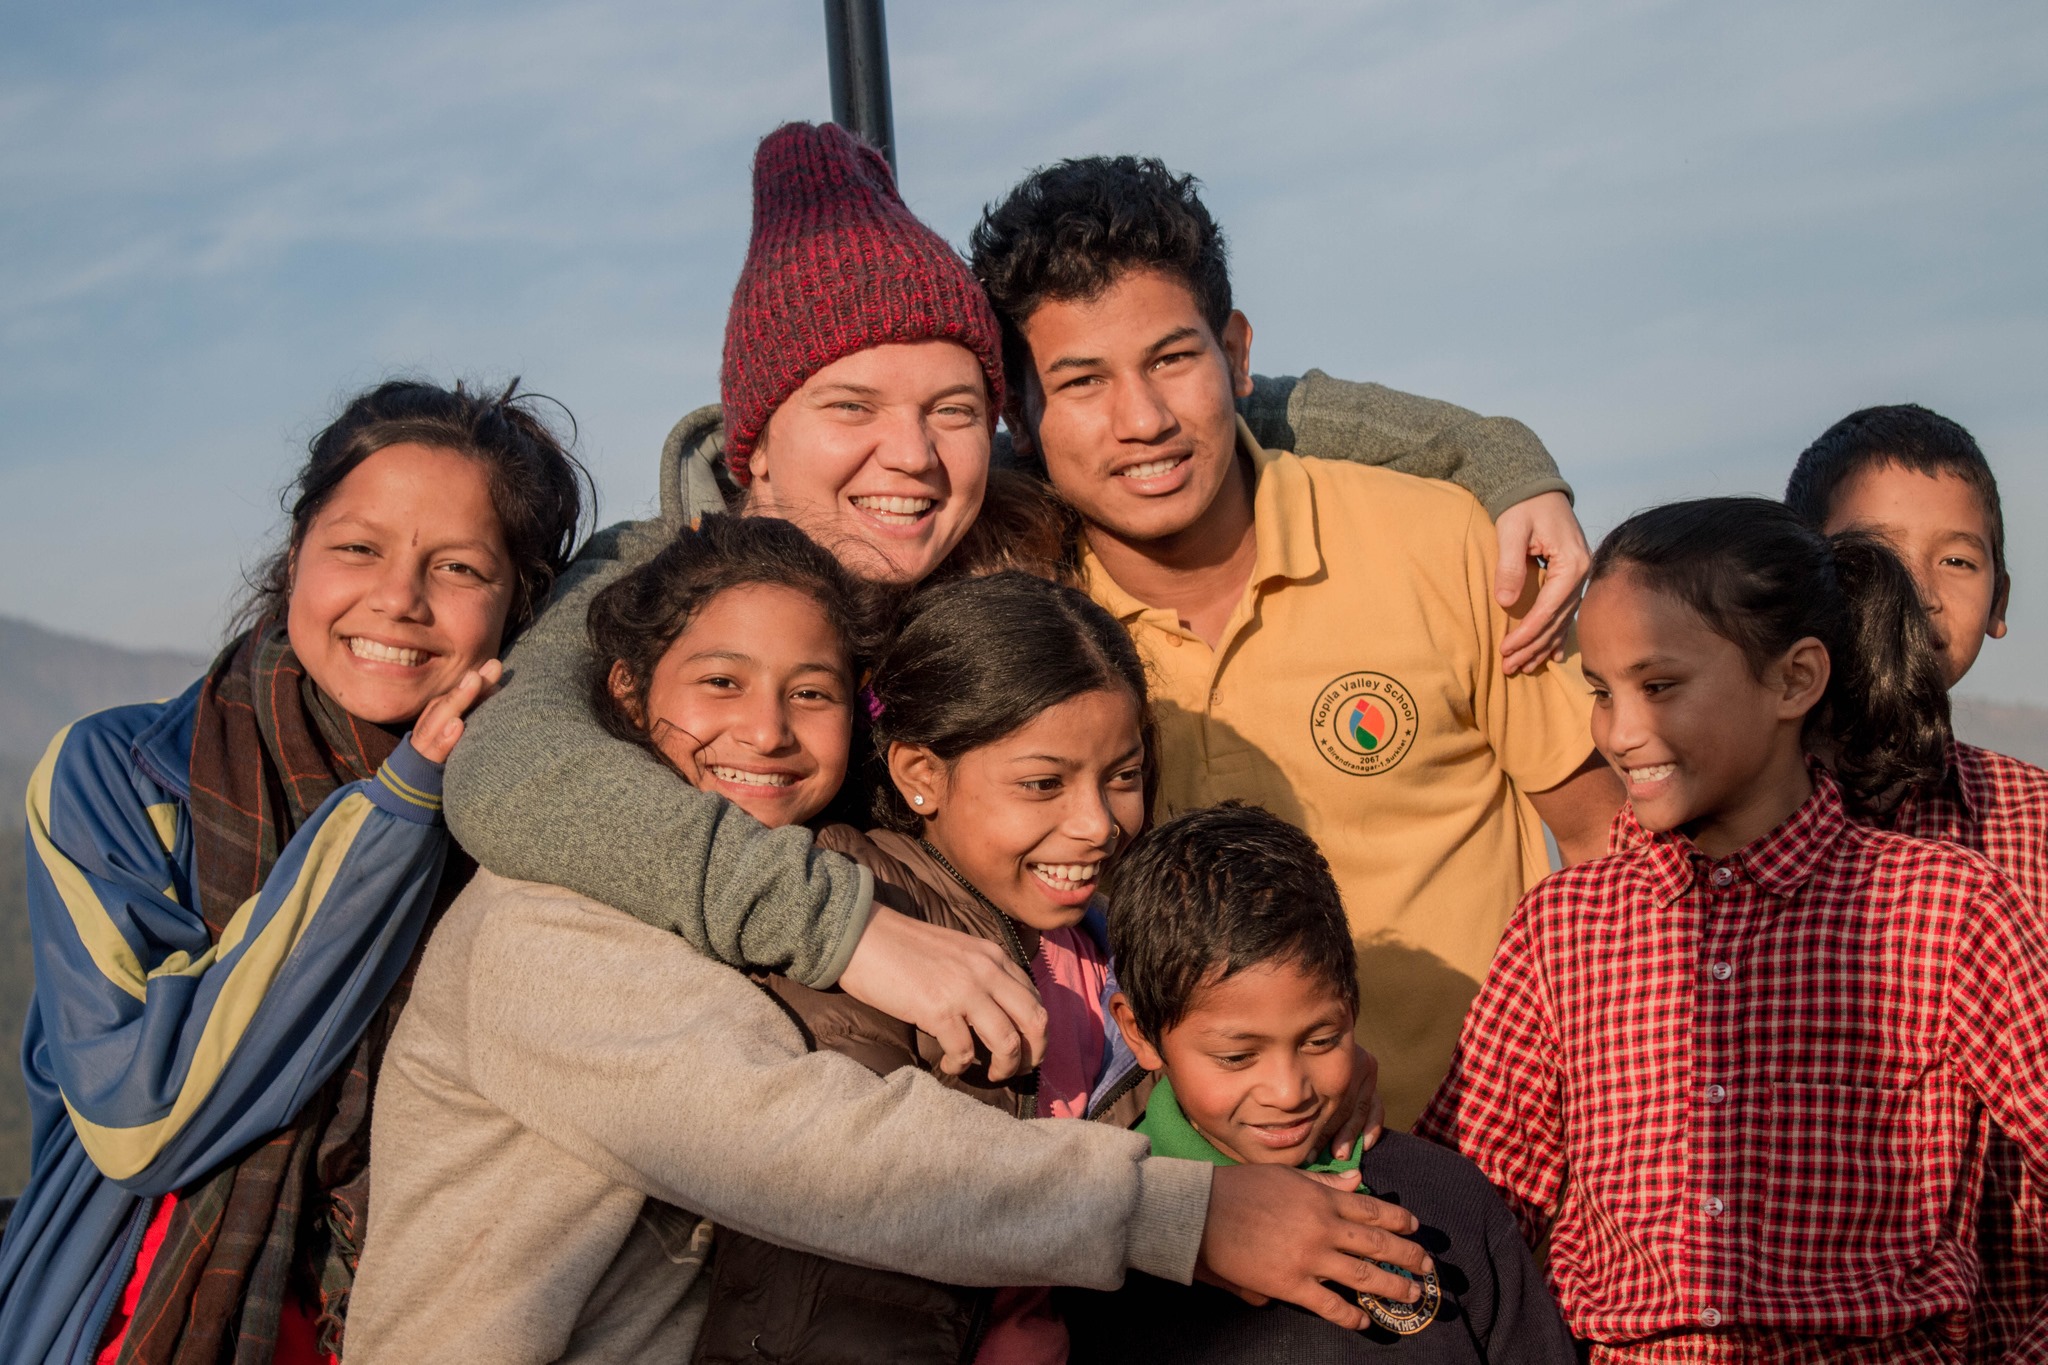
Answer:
[{"left": 823, "top": 0, "right": 896, "bottom": 178}]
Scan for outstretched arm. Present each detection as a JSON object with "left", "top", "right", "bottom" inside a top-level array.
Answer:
[
  {"left": 24, "top": 711, "right": 449, "bottom": 1193},
  {"left": 443, "top": 518, "right": 1048, "bottom": 1078},
  {"left": 1242, "top": 370, "right": 1569, "bottom": 517},
  {"left": 458, "top": 893, "right": 1430, "bottom": 1322},
  {"left": 1245, "top": 370, "right": 1587, "bottom": 673}
]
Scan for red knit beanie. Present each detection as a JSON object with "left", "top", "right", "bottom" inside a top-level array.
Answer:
[{"left": 720, "top": 122, "right": 1004, "bottom": 485}]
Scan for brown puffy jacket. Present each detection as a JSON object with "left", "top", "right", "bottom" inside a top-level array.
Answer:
[{"left": 692, "top": 827, "right": 1153, "bottom": 1365}]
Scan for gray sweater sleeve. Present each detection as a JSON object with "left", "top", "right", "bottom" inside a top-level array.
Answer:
[
  {"left": 442, "top": 517, "right": 874, "bottom": 987},
  {"left": 1241, "top": 369, "right": 1572, "bottom": 519}
]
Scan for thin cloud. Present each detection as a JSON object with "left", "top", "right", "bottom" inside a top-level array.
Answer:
[{"left": 2, "top": 0, "right": 2043, "bottom": 702}]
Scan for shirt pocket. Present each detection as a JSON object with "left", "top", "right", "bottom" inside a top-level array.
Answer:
[{"left": 1764, "top": 1081, "right": 1929, "bottom": 1280}]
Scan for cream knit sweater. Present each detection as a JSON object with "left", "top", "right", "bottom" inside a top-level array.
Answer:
[{"left": 345, "top": 871, "right": 1211, "bottom": 1363}]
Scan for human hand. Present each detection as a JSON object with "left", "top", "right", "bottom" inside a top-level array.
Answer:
[
  {"left": 1325, "top": 1043, "right": 1385, "bottom": 1161},
  {"left": 411, "top": 659, "right": 503, "bottom": 765},
  {"left": 1196, "top": 1163, "right": 1432, "bottom": 1330},
  {"left": 837, "top": 908, "right": 1048, "bottom": 1081},
  {"left": 1494, "top": 491, "right": 1590, "bottom": 675}
]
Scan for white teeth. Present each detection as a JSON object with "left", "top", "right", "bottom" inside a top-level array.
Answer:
[
  {"left": 709, "top": 766, "right": 793, "bottom": 789},
  {"left": 1628, "top": 763, "right": 1677, "bottom": 784},
  {"left": 850, "top": 495, "right": 935, "bottom": 523},
  {"left": 1117, "top": 457, "right": 1183, "bottom": 480},
  {"left": 1030, "top": 861, "right": 1101, "bottom": 887},
  {"left": 347, "top": 637, "right": 425, "bottom": 666}
]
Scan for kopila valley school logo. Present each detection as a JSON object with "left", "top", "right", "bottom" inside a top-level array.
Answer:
[{"left": 1311, "top": 672, "right": 1419, "bottom": 776}]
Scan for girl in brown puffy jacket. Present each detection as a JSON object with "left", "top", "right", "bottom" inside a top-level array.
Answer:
[{"left": 730, "top": 568, "right": 1159, "bottom": 1365}]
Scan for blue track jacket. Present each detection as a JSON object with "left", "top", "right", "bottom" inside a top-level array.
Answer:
[{"left": 0, "top": 681, "right": 450, "bottom": 1364}]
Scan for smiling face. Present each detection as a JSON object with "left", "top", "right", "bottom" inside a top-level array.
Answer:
[
  {"left": 1580, "top": 569, "right": 1826, "bottom": 858},
  {"left": 891, "top": 687, "right": 1146, "bottom": 931},
  {"left": 1117, "top": 958, "right": 1356, "bottom": 1166},
  {"left": 286, "top": 442, "right": 514, "bottom": 726},
  {"left": 616, "top": 582, "right": 854, "bottom": 829},
  {"left": 745, "top": 340, "right": 992, "bottom": 586},
  {"left": 1820, "top": 464, "right": 2008, "bottom": 688},
  {"left": 1013, "top": 268, "right": 1254, "bottom": 551}
]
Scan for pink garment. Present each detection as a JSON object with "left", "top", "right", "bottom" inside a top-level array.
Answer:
[
  {"left": 1029, "top": 924, "right": 1111, "bottom": 1120},
  {"left": 974, "top": 923, "right": 1111, "bottom": 1365}
]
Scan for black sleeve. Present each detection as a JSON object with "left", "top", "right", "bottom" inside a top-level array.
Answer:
[{"left": 1468, "top": 1173, "right": 1578, "bottom": 1365}]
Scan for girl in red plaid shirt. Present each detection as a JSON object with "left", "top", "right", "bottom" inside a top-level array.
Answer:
[{"left": 1418, "top": 497, "right": 2048, "bottom": 1364}]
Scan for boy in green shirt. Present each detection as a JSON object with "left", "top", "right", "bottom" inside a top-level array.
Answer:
[{"left": 1066, "top": 803, "right": 1576, "bottom": 1362}]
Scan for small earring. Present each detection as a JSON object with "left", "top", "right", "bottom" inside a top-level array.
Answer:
[
  {"left": 1110, "top": 823, "right": 1122, "bottom": 840},
  {"left": 912, "top": 794, "right": 926, "bottom": 807}
]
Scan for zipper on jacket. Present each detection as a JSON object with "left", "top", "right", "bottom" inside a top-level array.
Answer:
[
  {"left": 1084, "top": 1059, "right": 1147, "bottom": 1123},
  {"left": 77, "top": 1194, "right": 154, "bottom": 1363},
  {"left": 956, "top": 1283, "right": 999, "bottom": 1364},
  {"left": 917, "top": 839, "right": 1042, "bottom": 1120}
]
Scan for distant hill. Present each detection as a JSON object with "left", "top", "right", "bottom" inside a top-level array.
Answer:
[
  {"left": 1953, "top": 696, "right": 2048, "bottom": 770},
  {"left": 0, "top": 616, "right": 210, "bottom": 759}
]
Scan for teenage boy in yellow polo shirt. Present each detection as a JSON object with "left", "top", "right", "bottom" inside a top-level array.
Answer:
[{"left": 971, "top": 158, "right": 1625, "bottom": 1125}]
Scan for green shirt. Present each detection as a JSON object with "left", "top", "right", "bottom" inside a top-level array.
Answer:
[
  {"left": 1137, "top": 1075, "right": 1452, "bottom": 1337},
  {"left": 1135, "top": 1075, "right": 1365, "bottom": 1178}
]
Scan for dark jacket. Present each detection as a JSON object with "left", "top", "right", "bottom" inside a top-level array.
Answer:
[
  {"left": 693, "top": 827, "right": 1152, "bottom": 1365},
  {"left": 1062, "top": 1133, "right": 1579, "bottom": 1365}
]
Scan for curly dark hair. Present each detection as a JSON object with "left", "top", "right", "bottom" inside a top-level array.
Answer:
[
  {"left": 1106, "top": 801, "right": 1358, "bottom": 1045},
  {"left": 969, "top": 156, "right": 1232, "bottom": 412},
  {"left": 1591, "top": 497, "right": 1951, "bottom": 814},
  {"left": 237, "top": 377, "right": 593, "bottom": 643}
]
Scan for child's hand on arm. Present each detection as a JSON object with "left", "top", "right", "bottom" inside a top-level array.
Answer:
[
  {"left": 1197, "top": 1164, "right": 1433, "bottom": 1330},
  {"left": 411, "top": 659, "right": 504, "bottom": 765},
  {"left": 837, "top": 908, "right": 1049, "bottom": 1081}
]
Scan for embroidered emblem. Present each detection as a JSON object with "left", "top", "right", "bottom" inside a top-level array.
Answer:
[
  {"left": 1311, "top": 672, "right": 1419, "bottom": 776},
  {"left": 1359, "top": 1265, "right": 1442, "bottom": 1334}
]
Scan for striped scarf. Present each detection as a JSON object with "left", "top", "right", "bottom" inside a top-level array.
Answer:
[{"left": 113, "top": 622, "right": 468, "bottom": 1364}]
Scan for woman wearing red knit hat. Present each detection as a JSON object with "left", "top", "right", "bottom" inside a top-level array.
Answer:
[
  {"left": 719, "top": 122, "right": 1006, "bottom": 585},
  {"left": 347, "top": 123, "right": 1424, "bottom": 1361}
]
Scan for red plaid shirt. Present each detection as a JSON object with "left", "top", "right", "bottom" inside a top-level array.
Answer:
[
  {"left": 1885, "top": 743, "right": 2048, "bottom": 1360},
  {"left": 1888, "top": 742, "right": 2048, "bottom": 917},
  {"left": 1417, "top": 772, "right": 2048, "bottom": 1362}
]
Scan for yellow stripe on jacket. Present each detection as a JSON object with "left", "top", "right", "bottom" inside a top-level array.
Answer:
[
  {"left": 60, "top": 793, "right": 377, "bottom": 1180},
  {"left": 27, "top": 726, "right": 150, "bottom": 1003}
]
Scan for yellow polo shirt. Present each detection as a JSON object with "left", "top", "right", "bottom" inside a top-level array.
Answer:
[{"left": 1082, "top": 421, "right": 1596, "bottom": 1126}]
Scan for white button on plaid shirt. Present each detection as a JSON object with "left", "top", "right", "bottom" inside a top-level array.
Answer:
[{"left": 1418, "top": 770, "right": 2048, "bottom": 1363}]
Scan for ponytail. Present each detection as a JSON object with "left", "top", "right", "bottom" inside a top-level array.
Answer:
[
  {"left": 1589, "top": 497, "right": 1949, "bottom": 814},
  {"left": 1821, "top": 531, "right": 1950, "bottom": 810}
]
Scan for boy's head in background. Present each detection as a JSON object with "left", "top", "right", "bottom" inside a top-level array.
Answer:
[
  {"left": 1107, "top": 802, "right": 1359, "bottom": 1167},
  {"left": 1785, "top": 403, "right": 2008, "bottom": 689}
]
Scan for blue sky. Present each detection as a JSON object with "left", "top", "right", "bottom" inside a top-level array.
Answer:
[{"left": 4, "top": 1, "right": 2045, "bottom": 700}]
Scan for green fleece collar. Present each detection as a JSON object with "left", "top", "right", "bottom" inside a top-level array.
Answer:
[{"left": 1137, "top": 1076, "right": 1365, "bottom": 1177}]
